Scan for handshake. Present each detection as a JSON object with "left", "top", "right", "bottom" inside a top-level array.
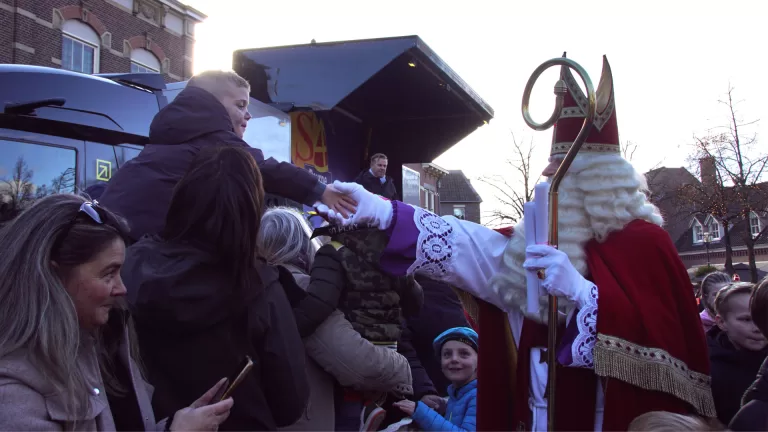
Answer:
[{"left": 314, "top": 181, "right": 393, "bottom": 230}]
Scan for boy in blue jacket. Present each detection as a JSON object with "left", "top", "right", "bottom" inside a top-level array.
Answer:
[{"left": 394, "top": 327, "right": 478, "bottom": 431}]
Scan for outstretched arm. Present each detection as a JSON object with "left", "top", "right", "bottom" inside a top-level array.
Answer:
[
  {"left": 317, "top": 181, "right": 511, "bottom": 311},
  {"left": 322, "top": 181, "right": 599, "bottom": 368},
  {"left": 380, "top": 201, "right": 511, "bottom": 312}
]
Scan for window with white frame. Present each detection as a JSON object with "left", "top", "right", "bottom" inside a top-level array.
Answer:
[
  {"left": 708, "top": 219, "right": 722, "bottom": 240},
  {"left": 423, "top": 189, "right": 435, "bottom": 212},
  {"left": 61, "top": 20, "right": 100, "bottom": 74},
  {"left": 750, "top": 212, "right": 762, "bottom": 237},
  {"left": 130, "top": 48, "right": 161, "bottom": 74},
  {"left": 453, "top": 205, "right": 466, "bottom": 220},
  {"left": 692, "top": 221, "right": 704, "bottom": 243}
]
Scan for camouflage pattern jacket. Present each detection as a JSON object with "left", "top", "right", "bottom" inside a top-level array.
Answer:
[{"left": 314, "top": 224, "right": 424, "bottom": 345}]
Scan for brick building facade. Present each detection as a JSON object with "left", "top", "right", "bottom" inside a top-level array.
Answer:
[
  {"left": 646, "top": 163, "right": 768, "bottom": 281},
  {"left": 0, "top": 0, "right": 205, "bottom": 82},
  {"left": 402, "top": 163, "right": 449, "bottom": 213}
]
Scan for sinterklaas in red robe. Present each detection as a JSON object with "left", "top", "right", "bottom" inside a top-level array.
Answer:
[{"left": 380, "top": 202, "right": 716, "bottom": 431}]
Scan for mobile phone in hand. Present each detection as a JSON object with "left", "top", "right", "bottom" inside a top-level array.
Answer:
[{"left": 211, "top": 356, "right": 253, "bottom": 403}]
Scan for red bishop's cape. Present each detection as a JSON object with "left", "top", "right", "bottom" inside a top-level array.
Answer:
[{"left": 473, "top": 220, "right": 715, "bottom": 431}]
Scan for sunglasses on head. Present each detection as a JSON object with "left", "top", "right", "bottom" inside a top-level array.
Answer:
[
  {"left": 53, "top": 201, "right": 105, "bottom": 253},
  {"left": 76, "top": 200, "right": 103, "bottom": 224}
]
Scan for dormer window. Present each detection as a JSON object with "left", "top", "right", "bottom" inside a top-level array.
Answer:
[
  {"left": 704, "top": 216, "right": 723, "bottom": 241},
  {"left": 750, "top": 212, "right": 762, "bottom": 238},
  {"left": 692, "top": 221, "right": 704, "bottom": 244}
]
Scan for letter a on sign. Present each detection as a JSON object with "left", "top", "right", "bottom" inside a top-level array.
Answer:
[{"left": 96, "top": 159, "right": 112, "bottom": 181}]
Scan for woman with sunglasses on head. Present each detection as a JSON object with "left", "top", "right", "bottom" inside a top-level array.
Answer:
[
  {"left": 122, "top": 145, "right": 312, "bottom": 431},
  {"left": 0, "top": 196, "right": 233, "bottom": 431}
]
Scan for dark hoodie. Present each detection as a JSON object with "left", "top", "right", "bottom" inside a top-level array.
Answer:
[
  {"left": 100, "top": 86, "right": 323, "bottom": 241},
  {"left": 707, "top": 326, "right": 768, "bottom": 426},
  {"left": 730, "top": 357, "right": 768, "bottom": 430},
  {"left": 122, "top": 236, "right": 309, "bottom": 431}
]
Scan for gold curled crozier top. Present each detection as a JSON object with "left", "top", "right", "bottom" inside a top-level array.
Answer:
[{"left": 521, "top": 57, "right": 597, "bottom": 132}]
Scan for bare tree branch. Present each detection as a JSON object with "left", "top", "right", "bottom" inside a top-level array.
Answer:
[
  {"left": 477, "top": 132, "right": 539, "bottom": 225},
  {"left": 681, "top": 85, "right": 767, "bottom": 281},
  {"left": 621, "top": 141, "right": 638, "bottom": 162}
]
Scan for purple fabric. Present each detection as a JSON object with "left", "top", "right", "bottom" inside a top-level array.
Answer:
[
  {"left": 557, "top": 311, "right": 579, "bottom": 366},
  {"left": 380, "top": 201, "right": 418, "bottom": 277}
]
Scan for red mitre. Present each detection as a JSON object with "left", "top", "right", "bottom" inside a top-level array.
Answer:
[{"left": 551, "top": 54, "right": 621, "bottom": 157}]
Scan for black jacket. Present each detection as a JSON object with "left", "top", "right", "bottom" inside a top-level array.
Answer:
[
  {"left": 283, "top": 244, "right": 348, "bottom": 338},
  {"left": 708, "top": 327, "right": 768, "bottom": 426},
  {"left": 403, "top": 278, "right": 471, "bottom": 397},
  {"left": 122, "top": 236, "right": 309, "bottom": 431},
  {"left": 100, "top": 86, "right": 323, "bottom": 241},
  {"left": 354, "top": 170, "right": 399, "bottom": 201},
  {"left": 730, "top": 357, "right": 768, "bottom": 431}
]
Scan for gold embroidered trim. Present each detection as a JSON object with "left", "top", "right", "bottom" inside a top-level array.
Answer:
[
  {"left": 551, "top": 141, "right": 620, "bottom": 155},
  {"left": 594, "top": 334, "right": 716, "bottom": 417}
]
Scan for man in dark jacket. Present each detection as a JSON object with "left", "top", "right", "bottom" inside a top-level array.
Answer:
[
  {"left": 100, "top": 70, "right": 355, "bottom": 241},
  {"left": 354, "top": 153, "right": 399, "bottom": 200}
]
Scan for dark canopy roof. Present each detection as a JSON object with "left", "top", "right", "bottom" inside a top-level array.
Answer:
[{"left": 233, "top": 35, "right": 494, "bottom": 163}]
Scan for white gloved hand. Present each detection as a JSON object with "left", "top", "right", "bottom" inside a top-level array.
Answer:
[
  {"left": 313, "top": 202, "right": 344, "bottom": 224},
  {"left": 331, "top": 181, "right": 394, "bottom": 229},
  {"left": 523, "top": 244, "right": 594, "bottom": 309}
]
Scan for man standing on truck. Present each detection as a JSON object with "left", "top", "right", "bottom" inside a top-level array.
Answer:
[
  {"left": 99, "top": 70, "right": 356, "bottom": 241},
  {"left": 354, "top": 153, "right": 399, "bottom": 201}
]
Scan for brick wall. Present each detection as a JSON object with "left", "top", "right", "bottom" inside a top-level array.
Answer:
[
  {"left": 0, "top": 0, "right": 200, "bottom": 82},
  {"left": 0, "top": 1, "right": 14, "bottom": 64}
]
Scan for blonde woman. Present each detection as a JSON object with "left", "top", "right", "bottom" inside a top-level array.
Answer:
[{"left": 0, "top": 194, "right": 232, "bottom": 431}]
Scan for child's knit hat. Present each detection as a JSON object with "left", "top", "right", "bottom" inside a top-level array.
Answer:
[{"left": 433, "top": 327, "right": 479, "bottom": 355}]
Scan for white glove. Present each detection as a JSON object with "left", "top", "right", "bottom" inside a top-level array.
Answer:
[
  {"left": 523, "top": 244, "right": 593, "bottom": 309},
  {"left": 330, "top": 181, "right": 394, "bottom": 230},
  {"left": 313, "top": 202, "right": 345, "bottom": 225}
]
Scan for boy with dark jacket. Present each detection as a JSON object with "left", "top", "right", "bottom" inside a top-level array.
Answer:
[
  {"left": 730, "top": 277, "right": 768, "bottom": 431},
  {"left": 708, "top": 282, "right": 768, "bottom": 426},
  {"left": 100, "top": 70, "right": 355, "bottom": 241}
]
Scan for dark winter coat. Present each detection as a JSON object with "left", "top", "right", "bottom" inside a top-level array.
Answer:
[
  {"left": 100, "top": 86, "right": 323, "bottom": 241},
  {"left": 730, "top": 357, "right": 768, "bottom": 431},
  {"left": 354, "top": 170, "right": 399, "bottom": 201},
  {"left": 707, "top": 327, "right": 768, "bottom": 426},
  {"left": 122, "top": 236, "right": 309, "bottom": 431},
  {"left": 403, "top": 278, "right": 471, "bottom": 397}
]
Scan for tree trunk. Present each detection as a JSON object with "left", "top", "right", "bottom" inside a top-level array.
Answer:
[
  {"left": 746, "top": 241, "right": 758, "bottom": 282},
  {"left": 745, "top": 221, "right": 759, "bottom": 282},
  {"left": 723, "top": 221, "right": 734, "bottom": 275}
]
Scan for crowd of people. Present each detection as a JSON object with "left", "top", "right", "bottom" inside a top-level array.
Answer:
[{"left": 0, "top": 65, "right": 766, "bottom": 432}]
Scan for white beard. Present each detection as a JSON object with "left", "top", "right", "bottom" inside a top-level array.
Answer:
[{"left": 488, "top": 153, "right": 663, "bottom": 323}]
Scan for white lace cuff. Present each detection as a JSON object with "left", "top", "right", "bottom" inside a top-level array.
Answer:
[
  {"left": 406, "top": 207, "right": 457, "bottom": 281},
  {"left": 571, "top": 283, "right": 598, "bottom": 368}
]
